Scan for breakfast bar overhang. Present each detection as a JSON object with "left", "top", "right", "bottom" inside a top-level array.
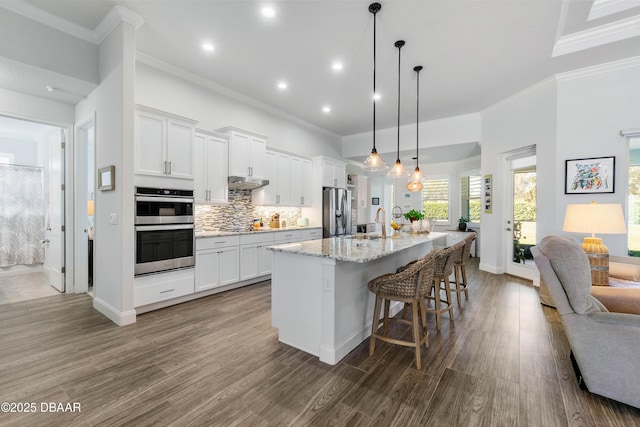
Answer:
[{"left": 269, "top": 232, "right": 448, "bottom": 365}]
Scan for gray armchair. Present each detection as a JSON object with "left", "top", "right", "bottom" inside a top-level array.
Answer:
[{"left": 532, "top": 235, "right": 640, "bottom": 409}]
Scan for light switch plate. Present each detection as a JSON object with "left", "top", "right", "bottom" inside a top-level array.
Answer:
[{"left": 110, "top": 213, "right": 118, "bottom": 225}]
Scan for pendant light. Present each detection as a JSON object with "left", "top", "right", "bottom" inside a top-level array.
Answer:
[
  {"left": 407, "top": 65, "right": 424, "bottom": 192},
  {"left": 387, "top": 40, "right": 409, "bottom": 178},
  {"left": 362, "top": 3, "right": 388, "bottom": 172}
]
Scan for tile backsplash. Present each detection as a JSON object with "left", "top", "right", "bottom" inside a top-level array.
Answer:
[{"left": 195, "top": 190, "right": 302, "bottom": 231}]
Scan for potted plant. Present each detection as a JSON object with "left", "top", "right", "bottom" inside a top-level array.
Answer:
[
  {"left": 458, "top": 217, "right": 469, "bottom": 231},
  {"left": 403, "top": 209, "right": 425, "bottom": 223}
]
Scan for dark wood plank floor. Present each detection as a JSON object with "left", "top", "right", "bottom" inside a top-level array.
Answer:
[{"left": 1, "top": 259, "right": 639, "bottom": 426}]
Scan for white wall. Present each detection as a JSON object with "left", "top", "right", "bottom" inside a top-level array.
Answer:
[
  {"left": 480, "top": 79, "right": 558, "bottom": 274},
  {"left": 135, "top": 63, "right": 342, "bottom": 159},
  {"left": 0, "top": 88, "right": 74, "bottom": 126},
  {"left": 75, "top": 22, "right": 137, "bottom": 326},
  {"left": 342, "top": 113, "right": 481, "bottom": 160},
  {"left": 556, "top": 59, "right": 640, "bottom": 256}
]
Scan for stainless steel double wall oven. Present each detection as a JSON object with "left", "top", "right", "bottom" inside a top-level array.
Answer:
[{"left": 134, "top": 187, "right": 195, "bottom": 275}]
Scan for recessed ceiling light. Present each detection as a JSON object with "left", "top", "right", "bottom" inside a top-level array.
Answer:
[
  {"left": 46, "top": 85, "right": 58, "bottom": 93},
  {"left": 202, "top": 43, "right": 215, "bottom": 52},
  {"left": 331, "top": 62, "right": 343, "bottom": 71},
  {"left": 262, "top": 7, "right": 276, "bottom": 18},
  {"left": 322, "top": 106, "right": 331, "bottom": 113},
  {"left": 277, "top": 81, "right": 287, "bottom": 90}
]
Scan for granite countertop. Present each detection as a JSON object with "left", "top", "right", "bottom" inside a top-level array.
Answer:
[
  {"left": 195, "top": 226, "right": 322, "bottom": 238},
  {"left": 267, "top": 231, "right": 448, "bottom": 263}
]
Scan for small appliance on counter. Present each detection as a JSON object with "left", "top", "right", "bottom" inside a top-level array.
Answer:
[{"left": 297, "top": 218, "right": 309, "bottom": 227}]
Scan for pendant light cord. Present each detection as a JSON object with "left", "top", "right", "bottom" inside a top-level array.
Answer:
[
  {"left": 395, "top": 40, "right": 405, "bottom": 163},
  {"left": 415, "top": 65, "right": 422, "bottom": 168},
  {"left": 372, "top": 6, "right": 378, "bottom": 152}
]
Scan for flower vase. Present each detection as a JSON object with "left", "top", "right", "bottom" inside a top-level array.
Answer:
[{"left": 411, "top": 221, "right": 420, "bottom": 233}]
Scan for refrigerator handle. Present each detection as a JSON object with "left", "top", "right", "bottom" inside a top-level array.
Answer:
[{"left": 341, "top": 193, "right": 347, "bottom": 231}]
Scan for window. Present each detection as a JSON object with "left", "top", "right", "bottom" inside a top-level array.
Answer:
[
  {"left": 628, "top": 135, "right": 640, "bottom": 256},
  {"left": 422, "top": 177, "right": 449, "bottom": 222},
  {"left": 461, "top": 174, "right": 482, "bottom": 222}
]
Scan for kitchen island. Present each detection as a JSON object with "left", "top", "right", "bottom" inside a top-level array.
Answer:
[{"left": 269, "top": 231, "right": 448, "bottom": 364}]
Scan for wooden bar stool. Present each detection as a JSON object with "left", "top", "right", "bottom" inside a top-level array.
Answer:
[
  {"left": 451, "top": 233, "right": 477, "bottom": 305},
  {"left": 368, "top": 249, "right": 440, "bottom": 369},
  {"left": 426, "top": 243, "right": 462, "bottom": 330}
]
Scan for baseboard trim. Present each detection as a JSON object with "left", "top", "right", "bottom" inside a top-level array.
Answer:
[
  {"left": 93, "top": 297, "right": 137, "bottom": 326},
  {"left": 479, "top": 262, "right": 502, "bottom": 274}
]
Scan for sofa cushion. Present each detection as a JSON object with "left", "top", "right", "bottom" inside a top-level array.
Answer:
[
  {"left": 590, "top": 286, "right": 640, "bottom": 315},
  {"left": 538, "top": 236, "right": 605, "bottom": 315},
  {"left": 609, "top": 262, "right": 640, "bottom": 281}
]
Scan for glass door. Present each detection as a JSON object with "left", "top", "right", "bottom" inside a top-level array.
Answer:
[{"left": 505, "top": 154, "right": 537, "bottom": 279}]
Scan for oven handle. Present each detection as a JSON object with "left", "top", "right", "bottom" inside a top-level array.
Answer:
[
  {"left": 135, "top": 224, "right": 194, "bottom": 232},
  {"left": 135, "top": 196, "right": 194, "bottom": 203}
]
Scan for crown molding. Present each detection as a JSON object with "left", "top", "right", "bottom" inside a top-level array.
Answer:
[
  {"left": 136, "top": 53, "right": 340, "bottom": 140},
  {"left": 556, "top": 55, "right": 640, "bottom": 81},
  {"left": 481, "top": 76, "right": 556, "bottom": 114},
  {"left": 0, "top": 1, "right": 144, "bottom": 44},
  {"left": 0, "top": 0, "right": 95, "bottom": 42},
  {"left": 553, "top": 14, "right": 640, "bottom": 57},
  {"left": 94, "top": 6, "right": 145, "bottom": 44},
  {"left": 588, "top": 0, "right": 640, "bottom": 21}
]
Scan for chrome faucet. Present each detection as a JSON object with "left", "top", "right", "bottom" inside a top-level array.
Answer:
[{"left": 375, "top": 207, "right": 387, "bottom": 239}]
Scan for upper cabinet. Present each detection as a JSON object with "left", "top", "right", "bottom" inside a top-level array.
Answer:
[
  {"left": 194, "top": 130, "right": 228, "bottom": 204},
  {"left": 290, "top": 157, "right": 313, "bottom": 207},
  {"left": 254, "top": 150, "right": 313, "bottom": 207},
  {"left": 217, "top": 127, "right": 267, "bottom": 178},
  {"left": 320, "top": 157, "right": 347, "bottom": 188},
  {"left": 135, "top": 105, "right": 198, "bottom": 186}
]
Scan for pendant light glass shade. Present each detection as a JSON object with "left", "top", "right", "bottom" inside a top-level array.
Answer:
[
  {"left": 387, "top": 40, "right": 409, "bottom": 178},
  {"left": 407, "top": 65, "right": 424, "bottom": 191},
  {"left": 362, "top": 3, "right": 388, "bottom": 172}
]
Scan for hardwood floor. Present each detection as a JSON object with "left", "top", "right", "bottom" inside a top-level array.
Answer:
[{"left": 1, "top": 259, "right": 638, "bottom": 426}]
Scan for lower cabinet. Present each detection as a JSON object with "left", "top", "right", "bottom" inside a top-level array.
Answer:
[
  {"left": 134, "top": 268, "right": 195, "bottom": 307},
  {"left": 240, "top": 233, "right": 274, "bottom": 280},
  {"left": 195, "top": 236, "right": 240, "bottom": 291}
]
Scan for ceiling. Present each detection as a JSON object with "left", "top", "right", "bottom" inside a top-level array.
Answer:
[{"left": 1, "top": 0, "right": 640, "bottom": 141}]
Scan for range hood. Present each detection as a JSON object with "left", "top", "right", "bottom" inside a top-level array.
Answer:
[{"left": 228, "top": 175, "right": 269, "bottom": 190}]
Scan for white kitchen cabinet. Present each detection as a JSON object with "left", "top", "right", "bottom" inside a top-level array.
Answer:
[
  {"left": 135, "top": 105, "right": 197, "bottom": 181},
  {"left": 289, "top": 157, "right": 313, "bottom": 207},
  {"left": 240, "top": 233, "right": 274, "bottom": 280},
  {"left": 254, "top": 150, "right": 291, "bottom": 206},
  {"left": 195, "top": 236, "right": 240, "bottom": 291},
  {"left": 300, "top": 159, "right": 313, "bottom": 207},
  {"left": 274, "top": 230, "right": 301, "bottom": 244},
  {"left": 133, "top": 268, "right": 195, "bottom": 307},
  {"left": 217, "top": 127, "right": 267, "bottom": 178},
  {"left": 321, "top": 157, "right": 347, "bottom": 188},
  {"left": 194, "top": 130, "right": 228, "bottom": 204},
  {"left": 300, "top": 228, "right": 322, "bottom": 241}
]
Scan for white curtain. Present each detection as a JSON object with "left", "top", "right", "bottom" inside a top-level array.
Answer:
[{"left": 0, "top": 164, "right": 45, "bottom": 267}]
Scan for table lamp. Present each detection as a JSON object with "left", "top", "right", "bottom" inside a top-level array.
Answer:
[
  {"left": 87, "top": 199, "right": 95, "bottom": 216},
  {"left": 562, "top": 201, "right": 626, "bottom": 285}
]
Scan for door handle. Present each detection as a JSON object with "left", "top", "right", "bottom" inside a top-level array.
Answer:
[
  {"left": 41, "top": 239, "right": 50, "bottom": 244},
  {"left": 506, "top": 227, "right": 512, "bottom": 231}
]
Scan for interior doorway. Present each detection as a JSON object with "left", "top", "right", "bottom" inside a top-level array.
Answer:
[
  {"left": 74, "top": 114, "right": 95, "bottom": 295},
  {"left": 505, "top": 149, "right": 537, "bottom": 280},
  {"left": 0, "top": 115, "right": 66, "bottom": 304}
]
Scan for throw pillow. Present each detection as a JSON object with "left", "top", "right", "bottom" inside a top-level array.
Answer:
[{"left": 609, "top": 262, "right": 640, "bottom": 281}]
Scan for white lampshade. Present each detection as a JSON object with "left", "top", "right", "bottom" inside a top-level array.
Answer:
[{"left": 562, "top": 202, "right": 626, "bottom": 237}]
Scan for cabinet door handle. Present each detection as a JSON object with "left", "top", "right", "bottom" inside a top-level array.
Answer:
[
  {"left": 160, "top": 289, "right": 175, "bottom": 294},
  {"left": 334, "top": 178, "right": 337, "bottom": 186},
  {"left": 276, "top": 195, "right": 280, "bottom": 204},
  {"left": 168, "top": 161, "right": 172, "bottom": 174},
  {"left": 300, "top": 196, "right": 304, "bottom": 205},
  {"left": 163, "top": 161, "right": 168, "bottom": 174}
]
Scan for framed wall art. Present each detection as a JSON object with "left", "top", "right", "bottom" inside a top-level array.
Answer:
[
  {"left": 484, "top": 174, "right": 492, "bottom": 214},
  {"left": 98, "top": 165, "right": 115, "bottom": 191},
  {"left": 565, "top": 156, "right": 614, "bottom": 194}
]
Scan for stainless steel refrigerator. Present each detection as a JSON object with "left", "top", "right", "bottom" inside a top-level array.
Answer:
[{"left": 323, "top": 187, "right": 352, "bottom": 237}]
